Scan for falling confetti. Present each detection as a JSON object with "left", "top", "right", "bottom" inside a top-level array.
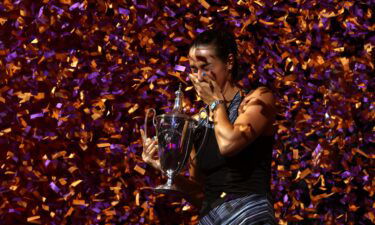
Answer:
[{"left": 0, "top": 0, "right": 373, "bottom": 224}]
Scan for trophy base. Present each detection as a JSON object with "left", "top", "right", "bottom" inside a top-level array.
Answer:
[{"left": 154, "top": 183, "right": 183, "bottom": 194}]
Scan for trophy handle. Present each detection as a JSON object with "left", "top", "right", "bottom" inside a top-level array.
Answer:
[
  {"left": 144, "top": 108, "right": 157, "bottom": 140},
  {"left": 193, "top": 107, "right": 209, "bottom": 158},
  {"left": 178, "top": 121, "right": 192, "bottom": 173}
]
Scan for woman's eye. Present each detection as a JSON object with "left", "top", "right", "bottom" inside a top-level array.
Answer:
[
  {"left": 202, "top": 65, "right": 210, "bottom": 71},
  {"left": 202, "top": 68, "right": 210, "bottom": 73}
]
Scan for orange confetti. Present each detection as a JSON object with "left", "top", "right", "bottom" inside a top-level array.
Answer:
[
  {"left": 52, "top": 151, "right": 67, "bottom": 159},
  {"left": 199, "top": 16, "right": 210, "bottom": 24},
  {"left": 259, "top": 19, "right": 275, "bottom": 26},
  {"left": 59, "top": 178, "right": 67, "bottom": 185},
  {"left": 73, "top": 199, "right": 87, "bottom": 206},
  {"left": 134, "top": 165, "right": 146, "bottom": 175},
  {"left": 295, "top": 168, "right": 311, "bottom": 180},
  {"left": 104, "top": 210, "right": 116, "bottom": 216},
  {"left": 59, "top": 0, "right": 72, "bottom": 5},
  {"left": 68, "top": 166, "right": 78, "bottom": 173},
  {"left": 42, "top": 204, "right": 49, "bottom": 211},
  {"left": 97, "top": 143, "right": 111, "bottom": 148},
  {"left": 65, "top": 207, "right": 74, "bottom": 217},
  {"left": 135, "top": 192, "right": 140, "bottom": 206},
  {"left": 128, "top": 104, "right": 139, "bottom": 114},
  {"left": 34, "top": 92, "right": 45, "bottom": 100},
  {"left": 70, "top": 180, "right": 83, "bottom": 187},
  {"left": 293, "top": 149, "right": 299, "bottom": 160},
  {"left": 27, "top": 216, "right": 41, "bottom": 223},
  {"left": 198, "top": 0, "right": 210, "bottom": 9}
]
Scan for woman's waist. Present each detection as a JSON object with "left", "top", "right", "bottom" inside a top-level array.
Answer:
[
  {"left": 200, "top": 191, "right": 273, "bottom": 218},
  {"left": 204, "top": 182, "right": 270, "bottom": 201},
  {"left": 203, "top": 166, "right": 271, "bottom": 189}
]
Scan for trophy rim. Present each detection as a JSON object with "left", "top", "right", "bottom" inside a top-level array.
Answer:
[{"left": 155, "top": 113, "right": 197, "bottom": 123}]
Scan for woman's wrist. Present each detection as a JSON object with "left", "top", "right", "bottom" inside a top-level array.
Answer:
[
  {"left": 209, "top": 99, "right": 225, "bottom": 112},
  {"left": 147, "top": 160, "right": 161, "bottom": 171}
]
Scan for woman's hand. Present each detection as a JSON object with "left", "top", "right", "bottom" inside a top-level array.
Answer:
[
  {"left": 189, "top": 73, "right": 224, "bottom": 105},
  {"left": 239, "top": 94, "right": 257, "bottom": 114},
  {"left": 140, "top": 129, "right": 161, "bottom": 171}
]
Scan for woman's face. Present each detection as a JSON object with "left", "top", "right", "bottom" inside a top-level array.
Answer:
[{"left": 188, "top": 45, "right": 231, "bottom": 89}]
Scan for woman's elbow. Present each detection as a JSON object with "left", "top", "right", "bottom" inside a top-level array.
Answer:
[
  {"left": 218, "top": 137, "right": 255, "bottom": 157},
  {"left": 218, "top": 142, "right": 241, "bottom": 157}
]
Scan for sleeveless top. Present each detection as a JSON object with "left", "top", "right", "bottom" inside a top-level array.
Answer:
[{"left": 194, "top": 90, "right": 274, "bottom": 216}]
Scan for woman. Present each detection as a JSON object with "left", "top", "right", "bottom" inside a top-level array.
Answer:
[{"left": 140, "top": 29, "right": 276, "bottom": 225}]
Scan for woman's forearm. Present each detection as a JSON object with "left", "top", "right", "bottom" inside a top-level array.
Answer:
[{"left": 212, "top": 104, "right": 238, "bottom": 155}]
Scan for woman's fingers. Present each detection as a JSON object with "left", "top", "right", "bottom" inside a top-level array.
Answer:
[
  {"left": 149, "top": 142, "right": 158, "bottom": 159},
  {"left": 143, "top": 139, "right": 158, "bottom": 157},
  {"left": 189, "top": 74, "right": 196, "bottom": 84},
  {"left": 140, "top": 129, "right": 147, "bottom": 144},
  {"left": 140, "top": 128, "right": 160, "bottom": 170},
  {"left": 239, "top": 95, "right": 255, "bottom": 113},
  {"left": 239, "top": 101, "right": 247, "bottom": 113},
  {"left": 148, "top": 139, "right": 157, "bottom": 151}
]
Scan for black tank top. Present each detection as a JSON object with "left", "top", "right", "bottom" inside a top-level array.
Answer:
[{"left": 194, "top": 90, "right": 273, "bottom": 216}]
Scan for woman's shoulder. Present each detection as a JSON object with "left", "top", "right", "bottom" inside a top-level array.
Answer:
[
  {"left": 238, "top": 86, "right": 276, "bottom": 115},
  {"left": 245, "top": 86, "right": 273, "bottom": 96},
  {"left": 242, "top": 86, "right": 275, "bottom": 103}
]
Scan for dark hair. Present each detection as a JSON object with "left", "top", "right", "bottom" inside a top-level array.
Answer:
[{"left": 190, "top": 29, "right": 241, "bottom": 82}]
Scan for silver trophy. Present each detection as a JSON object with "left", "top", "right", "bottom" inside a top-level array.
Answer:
[{"left": 144, "top": 84, "right": 208, "bottom": 193}]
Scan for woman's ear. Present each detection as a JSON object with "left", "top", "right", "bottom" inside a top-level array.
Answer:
[{"left": 226, "top": 53, "right": 235, "bottom": 71}]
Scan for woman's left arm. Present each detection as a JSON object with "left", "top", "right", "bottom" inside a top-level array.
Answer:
[{"left": 213, "top": 87, "right": 276, "bottom": 156}]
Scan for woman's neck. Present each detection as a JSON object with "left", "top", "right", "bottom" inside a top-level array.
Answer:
[{"left": 222, "top": 82, "right": 240, "bottom": 104}]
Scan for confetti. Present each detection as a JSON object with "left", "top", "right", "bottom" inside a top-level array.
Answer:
[
  {"left": 27, "top": 216, "right": 41, "bottom": 224},
  {"left": 70, "top": 180, "right": 83, "bottom": 187},
  {"left": 0, "top": 0, "right": 372, "bottom": 224},
  {"left": 134, "top": 165, "right": 146, "bottom": 175}
]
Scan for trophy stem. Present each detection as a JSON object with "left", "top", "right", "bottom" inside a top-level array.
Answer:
[
  {"left": 154, "top": 170, "right": 180, "bottom": 194},
  {"left": 166, "top": 175, "right": 173, "bottom": 188}
]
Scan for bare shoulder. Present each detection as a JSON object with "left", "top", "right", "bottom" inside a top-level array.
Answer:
[
  {"left": 253, "top": 86, "right": 274, "bottom": 101},
  {"left": 243, "top": 87, "right": 275, "bottom": 105},
  {"left": 238, "top": 87, "right": 277, "bottom": 119}
]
